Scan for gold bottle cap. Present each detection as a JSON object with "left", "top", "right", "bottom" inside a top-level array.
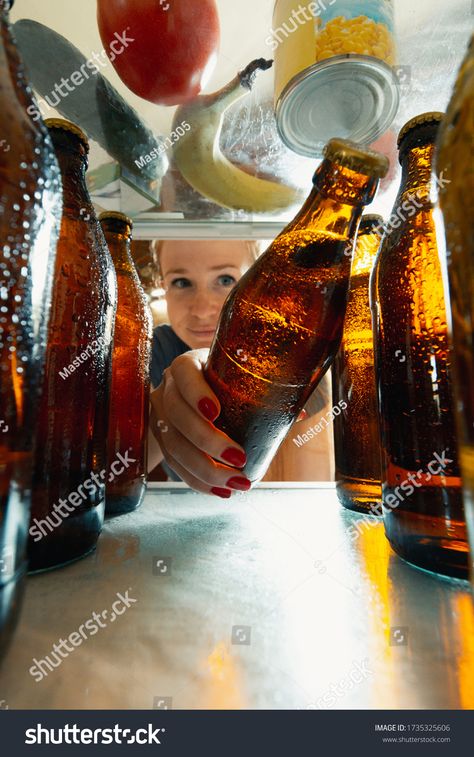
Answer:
[
  {"left": 99, "top": 211, "right": 133, "bottom": 229},
  {"left": 323, "top": 138, "right": 389, "bottom": 179},
  {"left": 397, "top": 112, "right": 445, "bottom": 148},
  {"left": 359, "top": 214, "right": 384, "bottom": 231},
  {"left": 44, "top": 118, "right": 89, "bottom": 151}
]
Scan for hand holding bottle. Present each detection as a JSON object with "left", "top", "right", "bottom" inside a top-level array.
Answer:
[{"left": 149, "top": 349, "right": 252, "bottom": 498}]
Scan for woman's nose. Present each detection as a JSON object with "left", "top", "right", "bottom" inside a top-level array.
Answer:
[{"left": 189, "top": 289, "right": 220, "bottom": 319}]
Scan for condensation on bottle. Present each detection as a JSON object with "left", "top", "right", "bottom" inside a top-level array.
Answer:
[
  {"left": 0, "top": 0, "right": 62, "bottom": 660},
  {"left": 205, "top": 138, "right": 389, "bottom": 482},
  {"left": 28, "top": 119, "right": 117, "bottom": 573},
  {"left": 99, "top": 212, "right": 153, "bottom": 516},
  {"left": 333, "top": 215, "right": 384, "bottom": 515},
  {"left": 371, "top": 112, "right": 468, "bottom": 579},
  {"left": 435, "top": 35, "right": 474, "bottom": 586}
]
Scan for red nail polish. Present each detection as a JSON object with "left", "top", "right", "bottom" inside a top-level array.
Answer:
[
  {"left": 221, "top": 447, "right": 247, "bottom": 468},
  {"left": 211, "top": 487, "right": 232, "bottom": 499},
  {"left": 198, "top": 397, "right": 219, "bottom": 421},
  {"left": 226, "top": 476, "right": 251, "bottom": 491}
]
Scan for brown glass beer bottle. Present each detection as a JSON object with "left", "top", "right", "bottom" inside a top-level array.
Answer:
[
  {"left": 371, "top": 113, "right": 468, "bottom": 579},
  {"left": 204, "top": 139, "right": 389, "bottom": 482},
  {"left": 435, "top": 36, "right": 474, "bottom": 585},
  {"left": 28, "top": 119, "right": 117, "bottom": 572},
  {"left": 99, "top": 212, "right": 153, "bottom": 515},
  {"left": 0, "top": 0, "right": 61, "bottom": 660},
  {"left": 332, "top": 215, "right": 383, "bottom": 514}
]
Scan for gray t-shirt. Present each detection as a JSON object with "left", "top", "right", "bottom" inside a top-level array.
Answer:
[{"left": 150, "top": 323, "right": 190, "bottom": 390}]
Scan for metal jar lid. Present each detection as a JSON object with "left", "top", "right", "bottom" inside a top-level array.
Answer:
[
  {"left": 276, "top": 55, "right": 400, "bottom": 158},
  {"left": 324, "top": 138, "right": 389, "bottom": 178},
  {"left": 44, "top": 118, "right": 89, "bottom": 151}
]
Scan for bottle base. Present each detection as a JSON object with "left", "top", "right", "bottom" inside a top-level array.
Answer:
[
  {"left": 336, "top": 479, "right": 382, "bottom": 515},
  {"left": 105, "top": 481, "right": 146, "bottom": 517},
  {"left": 385, "top": 532, "right": 469, "bottom": 581},
  {"left": 383, "top": 485, "right": 469, "bottom": 579},
  {"left": 0, "top": 567, "right": 27, "bottom": 666},
  {"left": 28, "top": 502, "right": 104, "bottom": 573}
]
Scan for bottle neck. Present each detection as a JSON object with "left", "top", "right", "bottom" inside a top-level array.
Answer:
[
  {"left": 0, "top": 0, "right": 10, "bottom": 24},
  {"left": 101, "top": 226, "right": 135, "bottom": 272},
  {"left": 0, "top": 1, "right": 19, "bottom": 98},
  {"left": 399, "top": 141, "right": 436, "bottom": 204},
  {"left": 352, "top": 229, "right": 383, "bottom": 277},
  {"left": 289, "top": 159, "right": 380, "bottom": 238},
  {"left": 51, "top": 134, "right": 90, "bottom": 210}
]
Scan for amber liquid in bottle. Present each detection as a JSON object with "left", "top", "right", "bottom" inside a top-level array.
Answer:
[
  {"left": 371, "top": 114, "right": 468, "bottom": 579},
  {"left": 436, "top": 37, "right": 474, "bottom": 586},
  {"left": 99, "top": 213, "right": 152, "bottom": 516},
  {"left": 28, "top": 120, "right": 117, "bottom": 572},
  {"left": 332, "top": 216, "right": 383, "bottom": 514},
  {"left": 205, "top": 140, "right": 388, "bottom": 481},
  {"left": 0, "top": 0, "right": 61, "bottom": 660}
]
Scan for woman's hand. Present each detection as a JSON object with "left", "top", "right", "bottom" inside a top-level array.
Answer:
[{"left": 149, "top": 349, "right": 252, "bottom": 498}]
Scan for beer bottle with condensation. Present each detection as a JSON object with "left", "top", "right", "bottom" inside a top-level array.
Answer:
[
  {"left": 205, "top": 139, "right": 389, "bottom": 482},
  {"left": 99, "top": 212, "right": 153, "bottom": 515},
  {"left": 371, "top": 113, "right": 468, "bottom": 579},
  {"left": 435, "top": 36, "right": 474, "bottom": 585},
  {"left": 28, "top": 119, "right": 117, "bottom": 572},
  {"left": 0, "top": 0, "right": 61, "bottom": 661},
  {"left": 332, "top": 215, "right": 383, "bottom": 514}
]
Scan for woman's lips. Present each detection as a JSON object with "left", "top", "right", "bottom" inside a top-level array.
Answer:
[{"left": 188, "top": 328, "right": 215, "bottom": 337}]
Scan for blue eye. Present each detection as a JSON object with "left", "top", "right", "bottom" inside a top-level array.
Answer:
[
  {"left": 217, "top": 274, "right": 236, "bottom": 287},
  {"left": 171, "top": 278, "right": 191, "bottom": 289}
]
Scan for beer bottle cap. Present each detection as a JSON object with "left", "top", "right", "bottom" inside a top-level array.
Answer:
[
  {"left": 44, "top": 118, "right": 89, "bottom": 152},
  {"left": 323, "top": 139, "right": 389, "bottom": 179},
  {"left": 99, "top": 211, "right": 133, "bottom": 230},
  {"left": 359, "top": 214, "right": 384, "bottom": 232},
  {"left": 397, "top": 112, "right": 445, "bottom": 149}
]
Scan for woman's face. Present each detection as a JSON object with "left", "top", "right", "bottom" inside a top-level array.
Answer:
[{"left": 160, "top": 240, "right": 254, "bottom": 349}]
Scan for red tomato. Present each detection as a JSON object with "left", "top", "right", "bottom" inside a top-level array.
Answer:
[{"left": 97, "top": 0, "right": 220, "bottom": 106}]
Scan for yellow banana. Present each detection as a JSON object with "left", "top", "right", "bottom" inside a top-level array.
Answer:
[{"left": 172, "top": 59, "right": 303, "bottom": 213}]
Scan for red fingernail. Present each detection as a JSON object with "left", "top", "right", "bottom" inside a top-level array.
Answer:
[
  {"left": 221, "top": 447, "right": 247, "bottom": 467},
  {"left": 211, "top": 487, "right": 232, "bottom": 499},
  {"left": 198, "top": 397, "right": 219, "bottom": 421},
  {"left": 226, "top": 476, "right": 251, "bottom": 491}
]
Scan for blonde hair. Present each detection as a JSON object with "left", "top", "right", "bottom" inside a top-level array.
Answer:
[{"left": 150, "top": 239, "right": 263, "bottom": 286}]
